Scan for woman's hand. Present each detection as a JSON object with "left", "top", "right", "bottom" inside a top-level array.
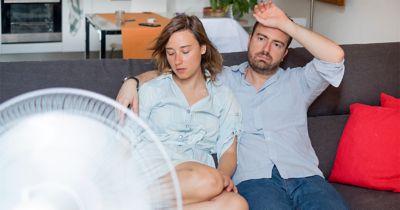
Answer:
[
  {"left": 116, "top": 79, "right": 139, "bottom": 113},
  {"left": 219, "top": 171, "right": 238, "bottom": 193}
]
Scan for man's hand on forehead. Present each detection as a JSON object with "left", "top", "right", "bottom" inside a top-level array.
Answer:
[{"left": 253, "top": 0, "right": 290, "bottom": 30}]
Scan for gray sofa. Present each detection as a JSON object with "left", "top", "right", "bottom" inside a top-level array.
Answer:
[{"left": 1, "top": 42, "right": 400, "bottom": 209}]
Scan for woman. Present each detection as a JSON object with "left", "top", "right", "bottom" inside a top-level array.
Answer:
[{"left": 138, "top": 15, "right": 248, "bottom": 210}]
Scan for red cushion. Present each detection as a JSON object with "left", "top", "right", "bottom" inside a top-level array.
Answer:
[
  {"left": 329, "top": 103, "right": 400, "bottom": 192},
  {"left": 381, "top": 92, "right": 400, "bottom": 109}
]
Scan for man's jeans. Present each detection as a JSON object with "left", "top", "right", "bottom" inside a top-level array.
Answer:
[{"left": 237, "top": 166, "right": 349, "bottom": 210}]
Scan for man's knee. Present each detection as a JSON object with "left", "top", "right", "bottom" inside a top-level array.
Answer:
[
  {"left": 238, "top": 179, "right": 292, "bottom": 210},
  {"left": 294, "top": 176, "right": 349, "bottom": 210}
]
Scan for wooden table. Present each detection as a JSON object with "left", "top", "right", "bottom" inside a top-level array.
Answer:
[{"left": 85, "top": 12, "right": 170, "bottom": 59}]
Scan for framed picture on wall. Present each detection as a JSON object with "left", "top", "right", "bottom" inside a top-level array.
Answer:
[{"left": 317, "top": 0, "right": 345, "bottom": 6}]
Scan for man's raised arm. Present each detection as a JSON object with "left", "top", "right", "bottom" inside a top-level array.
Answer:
[
  {"left": 116, "top": 70, "right": 158, "bottom": 113},
  {"left": 253, "top": 0, "right": 344, "bottom": 63}
]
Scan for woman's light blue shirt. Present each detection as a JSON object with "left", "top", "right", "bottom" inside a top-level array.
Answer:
[{"left": 139, "top": 73, "right": 241, "bottom": 167}]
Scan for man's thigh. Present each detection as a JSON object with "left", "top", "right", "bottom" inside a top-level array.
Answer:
[
  {"left": 290, "top": 176, "right": 349, "bottom": 210},
  {"left": 237, "top": 178, "right": 293, "bottom": 210}
]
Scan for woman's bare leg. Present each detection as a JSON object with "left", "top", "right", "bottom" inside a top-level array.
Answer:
[
  {"left": 175, "top": 161, "right": 224, "bottom": 205},
  {"left": 184, "top": 191, "right": 249, "bottom": 210}
]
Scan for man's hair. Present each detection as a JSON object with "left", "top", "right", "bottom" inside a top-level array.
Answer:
[
  {"left": 151, "top": 15, "right": 223, "bottom": 81},
  {"left": 250, "top": 21, "right": 293, "bottom": 49}
]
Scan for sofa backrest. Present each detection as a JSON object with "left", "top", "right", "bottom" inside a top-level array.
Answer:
[
  {"left": 1, "top": 42, "right": 399, "bottom": 117},
  {"left": 0, "top": 59, "right": 155, "bottom": 104}
]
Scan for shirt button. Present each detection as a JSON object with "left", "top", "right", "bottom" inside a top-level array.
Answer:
[{"left": 178, "top": 135, "right": 183, "bottom": 139}]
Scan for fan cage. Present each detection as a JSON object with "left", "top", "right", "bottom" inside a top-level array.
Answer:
[{"left": 0, "top": 88, "right": 182, "bottom": 210}]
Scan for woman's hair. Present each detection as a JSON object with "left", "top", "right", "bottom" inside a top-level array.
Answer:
[{"left": 151, "top": 15, "right": 223, "bottom": 81}]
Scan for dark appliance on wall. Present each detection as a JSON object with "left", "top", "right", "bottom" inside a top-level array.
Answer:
[{"left": 1, "top": 0, "right": 62, "bottom": 44}]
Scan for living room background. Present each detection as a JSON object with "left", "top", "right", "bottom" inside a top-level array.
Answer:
[{"left": 0, "top": 0, "right": 399, "bottom": 54}]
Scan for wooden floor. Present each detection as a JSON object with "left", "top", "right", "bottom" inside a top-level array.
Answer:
[{"left": 0, "top": 51, "right": 122, "bottom": 62}]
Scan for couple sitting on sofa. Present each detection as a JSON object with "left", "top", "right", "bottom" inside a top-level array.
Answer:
[{"left": 117, "top": 1, "right": 349, "bottom": 210}]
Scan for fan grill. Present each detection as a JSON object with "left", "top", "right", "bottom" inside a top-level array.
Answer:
[{"left": 0, "top": 88, "right": 182, "bottom": 210}]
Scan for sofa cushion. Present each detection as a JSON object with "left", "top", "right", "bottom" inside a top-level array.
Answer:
[
  {"left": 306, "top": 43, "right": 399, "bottom": 116},
  {"left": 329, "top": 103, "right": 400, "bottom": 192},
  {"left": 307, "top": 114, "right": 348, "bottom": 177},
  {"left": 333, "top": 183, "right": 400, "bottom": 210},
  {"left": 381, "top": 92, "right": 400, "bottom": 109}
]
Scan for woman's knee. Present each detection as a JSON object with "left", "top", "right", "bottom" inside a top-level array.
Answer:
[
  {"left": 231, "top": 194, "right": 249, "bottom": 210},
  {"left": 193, "top": 165, "right": 224, "bottom": 195},
  {"left": 216, "top": 192, "right": 249, "bottom": 210},
  {"left": 176, "top": 162, "right": 224, "bottom": 198}
]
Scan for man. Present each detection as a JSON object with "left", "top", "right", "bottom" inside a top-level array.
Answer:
[{"left": 117, "top": 1, "right": 349, "bottom": 209}]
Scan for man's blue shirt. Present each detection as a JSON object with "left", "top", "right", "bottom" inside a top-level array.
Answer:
[{"left": 217, "top": 58, "right": 345, "bottom": 184}]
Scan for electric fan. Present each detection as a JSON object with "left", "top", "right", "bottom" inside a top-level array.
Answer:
[{"left": 0, "top": 88, "right": 182, "bottom": 210}]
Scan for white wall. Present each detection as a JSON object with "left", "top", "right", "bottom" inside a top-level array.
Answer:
[
  {"left": 168, "top": 0, "right": 209, "bottom": 14},
  {"left": 272, "top": 0, "right": 310, "bottom": 23},
  {"left": 271, "top": 0, "right": 400, "bottom": 45},
  {"left": 313, "top": 0, "right": 400, "bottom": 44}
]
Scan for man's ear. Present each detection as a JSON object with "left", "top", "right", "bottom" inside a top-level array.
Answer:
[
  {"left": 201, "top": 45, "right": 206, "bottom": 55},
  {"left": 282, "top": 49, "right": 288, "bottom": 61}
]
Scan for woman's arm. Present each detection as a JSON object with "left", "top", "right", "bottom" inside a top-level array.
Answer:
[
  {"left": 116, "top": 70, "right": 158, "bottom": 113},
  {"left": 217, "top": 137, "right": 238, "bottom": 193},
  {"left": 217, "top": 137, "right": 237, "bottom": 177},
  {"left": 214, "top": 86, "right": 241, "bottom": 192}
]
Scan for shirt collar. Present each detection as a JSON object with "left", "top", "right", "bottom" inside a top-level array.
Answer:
[{"left": 237, "top": 62, "right": 284, "bottom": 91}]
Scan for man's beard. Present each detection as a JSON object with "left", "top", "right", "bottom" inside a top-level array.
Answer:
[{"left": 248, "top": 52, "right": 280, "bottom": 76}]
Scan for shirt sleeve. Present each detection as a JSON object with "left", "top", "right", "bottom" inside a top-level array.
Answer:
[
  {"left": 299, "top": 58, "right": 345, "bottom": 105},
  {"left": 138, "top": 82, "right": 159, "bottom": 122},
  {"left": 215, "top": 87, "right": 242, "bottom": 161}
]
